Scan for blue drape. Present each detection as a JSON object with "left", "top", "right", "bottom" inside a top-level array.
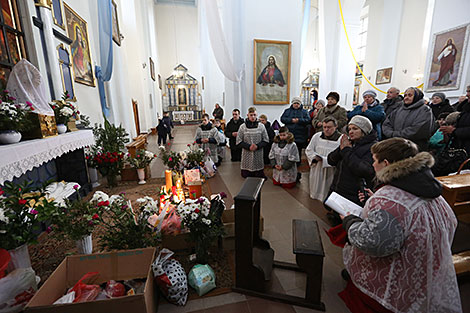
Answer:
[{"left": 95, "top": 0, "right": 113, "bottom": 117}]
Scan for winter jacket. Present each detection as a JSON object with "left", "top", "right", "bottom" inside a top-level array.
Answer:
[
  {"left": 327, "top": 132, "right": 377, "bottom": 205},
  {"left": 451, "top": 100, "right": 470, "bottom": 154},
  {"left": 157, "top": 119, "right": 168, "bottom": 136},
  {"left": 162, "top": 116, "right": 173, "bottom": 130},
  {"left": 382, "top": 99, "right": 435, "bottom": 151},
  {"left": 453, "top": 98, "right": 468, "bottom": 112},
  {"left": 342, "top": 152, "right": 461, "bottom": 313},
  {"left": 212, "top": 107, "right": 224, "bottom": 120},
  {"left": 430, "top": 98, "right": 455, "bottom": 119},
  {"left": 224, "top": 118, "right": 244, "bottom": 148},
  {"left": 280, "top": 105, "right": 311, "bottom": 144},
  {"left": 312, "top": 105, "right": 348, "bottom": 133},
  {"left": 347, "top": 100, "right": 386, "bottom": 140},
  {"left": 381, "top": 95, "right": 403, "bottom": 117}
]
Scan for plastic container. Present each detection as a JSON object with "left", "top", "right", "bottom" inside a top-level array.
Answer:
[{"left": 0, "top": 249, "right": 11, "bottom": 278}]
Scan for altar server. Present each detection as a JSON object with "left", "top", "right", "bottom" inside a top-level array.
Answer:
[
  {"left": 195, "top": 113, "right": 220, "bottom": 164},
  {"left": 269, "top": 126, "right": 299, "bottom": 188},
  {"left": 236, "top": 107, "right": 269, "bottom": 178},
  {"left": 305, "top": 117, "right": 341, "bottom": 201}
]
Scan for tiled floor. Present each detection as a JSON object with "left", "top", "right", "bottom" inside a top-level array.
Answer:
[{"left": 148, "top": 125, "right": 470, "bottom": 313}]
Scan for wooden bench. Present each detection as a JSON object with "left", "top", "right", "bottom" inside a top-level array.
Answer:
[
  {"left": 125, "top": 133, "right": 148, "bottom": 158},
  {"left": 233, "top": 178, "right": 325, "bottom": 311}
]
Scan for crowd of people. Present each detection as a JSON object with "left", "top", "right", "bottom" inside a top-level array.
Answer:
[{"left": 191, "top": 84, "right": 469, "bottom": 313}]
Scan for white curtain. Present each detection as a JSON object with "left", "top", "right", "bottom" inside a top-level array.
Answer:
[{"left": 201, "top": 0, "right": 242, "bottom": 83}]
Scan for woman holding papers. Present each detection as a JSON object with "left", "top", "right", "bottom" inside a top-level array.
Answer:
[
  {"left": 327, "top": 115, "right": 376, "bottom": 206},
  {"left": 305, "top": 116, "right": 341, "bottom": 201},
  {"left": 340, "top": 138, "right": 461, "bottom": 313}
]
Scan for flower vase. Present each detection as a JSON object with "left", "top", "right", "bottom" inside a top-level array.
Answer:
[
  {"left": 76, "top": 234, "right": 93, "bottom": 254},
  {"left": 137, "top": 168, "right": 146, "bottom": 184},
  {"left": 7, "top": 244, "right": 31, "bottom": 272},
  {"left": 88, "top": 167, "right": 100, "bottom": 188},
  {"left": 106, "top": 174, "right": 118, "bottom": 187},
  {"left": 195, "top": 240, "right": 209, "bottom": 264},
  {"left": 0, "top": 130, "right": 21, "bottom": 144},
  {"left": 57, "top": 124, "right": 67, "bottom": 134}
]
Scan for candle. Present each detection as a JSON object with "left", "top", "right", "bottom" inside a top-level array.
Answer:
[{"left": 165, "top": 170, "right": 173, "bottom": 191}]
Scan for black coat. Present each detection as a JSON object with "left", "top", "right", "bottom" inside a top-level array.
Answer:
[
  {"left": 430, "top": 99, "right": 455, "bottom": 119},
  {"left": 263, "top": 121, "right": 275, "bottom": 164},
  {"left": 224, "top": 118, "right": 244, "bottom": 148},
  {"left": 327, "top": 132, "right": 377, "bottom": 205},
  {"left": 451, "top": 101, "right": 470, "bottom": 154}
]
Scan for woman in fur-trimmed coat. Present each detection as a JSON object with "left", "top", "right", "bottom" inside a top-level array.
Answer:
[
  {"left": 340, "top": 138, "right": 461, "bottom": 313},
  {"left": 268, "top": 127, "right": 299, "bottom": 188}
]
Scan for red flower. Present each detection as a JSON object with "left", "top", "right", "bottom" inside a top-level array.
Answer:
[
  {"left": 46, "top": 226, "right": 53, "bottom": 233},
  {"left": 92, "top": 213, "right": 99, "bottom": 220},
  {"left": 18, "top": 199, "right": 27, "bottom": 205},
  {"left": 194, "top": 208, "right": 200, "bottom": 213},
  {"left": 168, "top": 157, "right": 173, "bottom": 162},
  {"left": 0, "top": 189, "right": 3, "bottom": 196}
]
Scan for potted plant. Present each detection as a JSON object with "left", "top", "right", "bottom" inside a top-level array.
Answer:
[
  {"left": 176, "top": 195, "right": 225, "bottom": 263},
  {"left": 126, "top": 149, "right": 157, "bottom": 184},
  {"left": 97, "top": 193, "right": 160, "bottom": 251},
  {"left": 49, "top": 186, "right": 103, "bottom": 254},
  {"left": 0, "top": 89, "right": 34, "bottom": 144},
  {"left": 184, "top": 142, "right": 206, "bottom": 170},
  {"left": 87, "top": 117, "right": 129, "bottom": 187},
  {"left": 49, "top": 92, "right": 79, "bottom": 134},
  {"left": 158, "top": 145, "right": 184, "bottom": 181},
  {"left": 0, "top": 181, "right": 57, "bottom": 270}
]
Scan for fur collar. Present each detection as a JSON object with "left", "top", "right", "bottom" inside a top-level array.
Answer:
[
  {"left": 377, "top": 152, "right": 435, "bottom": 183},
  {"left": 273, "top": 132, "right": 294, "bottom": 143}
]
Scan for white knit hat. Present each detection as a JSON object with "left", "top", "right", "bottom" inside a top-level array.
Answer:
[{"left": 349, "top": 115, "right": 372, "bottom": 134}]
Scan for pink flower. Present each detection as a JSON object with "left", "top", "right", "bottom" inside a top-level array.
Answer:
[
  {"left": 88, "top": 220, "right": 94, "bottom": 226},
  {"left": 26, "top": 101, "right": 33, "bottom": 107},
  {"left": 73, "top": 184, "right": 79, "bottom": 190},
  {"left": 220, "top": 192, "right": 227, "bottom": 199},
  {"left": 136, "top": 155, "right": 140, "bottom": 158},
  {"left": 169, "top": 157, "right": 173, "bottom": 162},
  {"left": 30, "top": 209, "right": 38, "bottom": 215},
  {"left": 46, "top": 226, "right": 53, "bottom": 233},
  {"left": 8, "top": 96, "right": 16, "bottom": 101}
]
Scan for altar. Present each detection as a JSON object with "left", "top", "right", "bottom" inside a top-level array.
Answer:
[{"left": 162, "top": 64, "right": 203, "bottom": 122}]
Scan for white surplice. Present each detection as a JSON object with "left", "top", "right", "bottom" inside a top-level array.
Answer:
[{"left": 305, "top": 132, "right": 341, "bottom": 201}]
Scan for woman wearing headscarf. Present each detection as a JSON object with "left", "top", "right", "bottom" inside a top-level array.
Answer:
[
  {"left": 347, "top": 90, "right": 385, "bottom": 140},
  {"left": 340, "top": 138, "right": 461, "bottom": 313},
  {"left": 429, "top": 92, "right": 454, "bottom": 119},
  {"left": 382, "top": 87, "right": 435, "bottom": 151},
  {"left": 326, "top": 116, "right": 377, "bottom": 225}
]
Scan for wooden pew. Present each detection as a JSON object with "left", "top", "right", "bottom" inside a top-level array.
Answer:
[{"left": 125, "top": 133, "right": 148, "bottom": 158}]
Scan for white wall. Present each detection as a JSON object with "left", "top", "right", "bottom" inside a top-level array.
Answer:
[{"left": 423, "top": 0, "right": 470, "bottom": 102}]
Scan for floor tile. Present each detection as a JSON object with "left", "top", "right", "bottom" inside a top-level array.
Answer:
[
  {"left": 204, "top": 301, "right": 250, "bottom": 313},
  {"left": 247, "top": 297, "right": 297, "bottom": 313}
]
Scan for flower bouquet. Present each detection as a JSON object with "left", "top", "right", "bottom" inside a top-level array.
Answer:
[
  {"left": 0, "top": 181, "right": 57, "bottom": 251},
  {"left": 86, "top": 151, "right": 125, "bottom": 186},
  {"left": 0, "top": 89, "right": 34, "bottom": 143},
  {"left": 126, "top": 149, "right": 156, "bottom": 169},
  {"left": 49, "top": 91, "right": 79, "bottom": 125},
  {"left": 176, "top": 196, "right": 225, "bottom": 263},
  {"left": 96, "top": 192, "right": 160, "bottom": 251},
  {"left": 184, "top": 142, "right": 206, "bottom": 169},
  {"left": 159, "top": 146, "right": 183, "bottom": 172}
]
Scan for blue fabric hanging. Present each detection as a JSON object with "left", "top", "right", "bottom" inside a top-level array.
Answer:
[{"left": 95, "top": 0, "right": 113, "bottom": 117}]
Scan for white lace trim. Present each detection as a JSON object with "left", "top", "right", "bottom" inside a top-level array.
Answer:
[{"left": 0, "top": 130, "right": 95, "bottom": 184}]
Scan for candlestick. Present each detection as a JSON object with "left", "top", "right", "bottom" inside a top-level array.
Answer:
[{"left": 165, "top": 170, "right": 173, "bottom": 191}]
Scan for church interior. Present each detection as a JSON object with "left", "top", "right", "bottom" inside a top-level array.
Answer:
[{"left": 0, "top": 0, "right": 470, "bottom": 312}]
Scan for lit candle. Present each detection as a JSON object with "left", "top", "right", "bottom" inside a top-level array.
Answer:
[{"left": 165, "top": 170, "right": 173, "bottom": 191}]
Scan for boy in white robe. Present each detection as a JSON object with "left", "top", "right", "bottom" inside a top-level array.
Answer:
[
  {"left": 195, "top": 114, "right": 220, "bottom": 164},
  {"left": 269, "top": 126, "right": 299, "bottom": 188},
  {"left": 305, "top": 116, "right": 341, "bottom": 201}
]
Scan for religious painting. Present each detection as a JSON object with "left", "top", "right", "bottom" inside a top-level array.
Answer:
[
  {"left": 64, "top": 3, "right": 95, "bottom": 87},
  {"left": 178, "top": 88, "right": 187, "bottom": 106},
  {"left": 149, "top": 57, "right": 155, "bottom": 81},
  {"left": 253, "top": 39, "right": 291, "bottom": 104},
  {"left": 355, "top": 63, "right": 363, "bottom": 77},
  {"left": 353, "top": 77, "right": 362, "bottom": 106},
  {"left": 425, "top": 23, "right": 470, "bottom": 92},
  {"left": 375, "top": 67, "right": 392, "bottom": 85},
  {"left": 111, "top": 0, "right": 121, "bottom": 46}
]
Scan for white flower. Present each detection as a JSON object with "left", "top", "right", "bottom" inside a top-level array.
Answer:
[
  {"left": 0, "top": 208, "right": 9, "bottom": 223},
  {"left": 202, "top": 208, "right": 209, "bottom": 216},
  {"left": 60, "top": 106, "right": 74, "bottom": 116},
  {"left": 109, "top": 195, "right": 121, "bottom": 205},
  {"left": 191, "top": 212, "right": 198, "bottom": 220},
  {"left": 91, "top": 191, "right": 109, "bottom": 203},
  {"left": 202, "top": 218, "right": 211, "bottom": 225},
  {"left": 145, "top": 151, "right": 155, "bottom": 158}
]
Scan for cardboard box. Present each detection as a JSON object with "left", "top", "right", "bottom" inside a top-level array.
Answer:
[{"left": 26, "top": 248, "right": 157, "bottom": 313}]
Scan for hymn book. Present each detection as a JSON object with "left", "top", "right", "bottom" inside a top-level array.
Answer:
[{"left": 325, "top": 192, "right": 363, "bottom": 217}]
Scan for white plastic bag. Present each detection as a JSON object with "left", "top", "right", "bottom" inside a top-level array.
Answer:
[
  {"left": 202, "top": 157, "right": 217, "bottom": 178},
  {"left": 152, "top": 248, "right": 187, "bottom": 306},
  {"left": 0, "top": 268, "right": 37, "bottom": 313}
]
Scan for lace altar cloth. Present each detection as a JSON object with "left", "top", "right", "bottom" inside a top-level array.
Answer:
[{"left": 0, "top": 130, "right": 94, "bottom": 184}]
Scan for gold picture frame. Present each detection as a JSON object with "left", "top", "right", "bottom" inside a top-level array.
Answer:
[
  {"left": 64, "top": 2, "right": 95, "bottom": 87},
  {"left": 253, "top": 39, "right": 291, "bottom": 104},
  {"left": 375, "top": 67, "right": 392, "bottom": 85},
  {"left": 111, "top": 0, "right": 121, "bottom": 46}
]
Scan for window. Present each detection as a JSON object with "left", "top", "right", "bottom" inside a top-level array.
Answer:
[
  {"left": 0, "top": 0, "right": 27, "bottom": 89},
  {"left": 356, "top": 6, "right": 369, "bottom": 63}
]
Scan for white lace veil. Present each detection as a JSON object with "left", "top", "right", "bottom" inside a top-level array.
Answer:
[{"left": 6, "top": 59, "right": 54, "bottom": 116}]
